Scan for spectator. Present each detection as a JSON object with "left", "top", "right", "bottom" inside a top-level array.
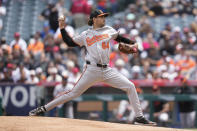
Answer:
[
  {"left": 129, "top": 52, "right": 142, "bottom": 67},
  {"left": 160, "top": 59, "right": 177, "bottom": 80},
  {"left": 138, "top": 16, "right": 153, "bottom": 36},
  {"left": 44, "top": 34, "right": 59, "bottom": 59},
  {"left": 26, "top": 70, "right": 39, "bottom": 84},
  {"left": 168, "top": 0, "right": 179, "bottom": 16},
  {"left": 176, "top": 54, "right": 196, "bottom": 78},
  {"left": 12, "top": 63, "right": 30, "bottom": 83},
  {"left": 171, "top": 26, "right": 183, "bottom": 44},
  {"left": 47, "top": 67, "right": 62, "bottom": 82},
  {"left": 129, "top": 29, "right": 143, "bottom": 51},
  {"left": 152, "top": 84, "right": 170, "bottom": 125},
  {"left": 160, "top": 22, "right": 172, "bottom": 38},
  {"left": 23, "top": 52, "right": 35, "bottom": 69},
  {"left": 54, "top": 53, "right": 67, "bottom": 73},
  {"left": 28, "top": 32, "right": 44, "bottom": 56},
  {"left": 114, "top": 58, "right": 130, "bottom": 79},
  {"left": 40, "top": 22, "right": 54, "bottom": 39},
  {"left": 140, "top": 51, "right": 151, "bottom": 76},
  {"left": 11, "top": 49, "right": 24, "bottom": 65},
  {"left": 67, "top": 67, "right": 81, "bottom": 86},
  {"left": 159, "top": 23, "right": 175, "bottom": 55},
  {"left": 10, "top": 32, "right": 27, "bottom": 52},
  {"left": 126, "top": 4, "right": 137, "bottom": 14},
  {"left": 55, "top": 0, "right": 70, "bottom": 17},
  {"left": 109, "top": 0, "right": 118, "bottom": 14},
  {"left": 35, "top": 67, "right": 46, "bottom": 82},
  {"left": 71, "top": 0, "right": 91, "bottom": 15},
  {"left": 190, "top": 21, "right": 197, "bottom": 34},
  {"left": 0, "top": 3, "right": 6, "bottom": 15},
  {"left": 97, "top": 0, "right": 107, "bottom": 13},
  {"left": 0, "top": 37, "right": 11, "bottom": 55},
  {"left": 0, "top": 67, "right": 14, "bottom": 83},
  {"left": 66, "top": 50, "right": 80, "bottom": 67},
  {"left": 174, "top": 77, "right": 196, "bottom": 128},
  {"left": 17, "top": 66, "right": 29, "bottom": 83},
  {"left": 112, "top": 19, "right": 121, "bottom": 30},
  {"left": 143, "top": 33, "right": 159, "bottom": 51},
  {"left": 66, "top": 60, "right": 75, "bottom": 73},
  {"left": 53, "top": 70, "right": 74, "bottom": 118},
  {"left": 130, "top": 65, "right": 144, "bottom": 79},
  {"left": 149, "top": 0, "right": 164, "bottom": 16},
  {"left": 147, "top": 47, "right": 161, "bottom": 67},
  {"left": 40, "top": 4, "right": 59, "bottom": 32},
  {"left": 174, "top": 45, "right": 186, "bottom": 64},
  {"left": 157, "top": 51, "right": 174, "bottom": 67},
  {"left": 159, "top": 34, "right": 175, "bottom": 56},
  {"left": 70, "top": 0, "right": 91, "bottom": 28},
  {"left": 124, "top": 13, "right": 138, "bottom": 31},
  {"left": 179, "top": 0, "right": 194, "bottom": 15}
]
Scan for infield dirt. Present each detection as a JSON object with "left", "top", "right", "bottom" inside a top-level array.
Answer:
[{"left": 0, "top": 116, "right": 191, "bottom": 131}]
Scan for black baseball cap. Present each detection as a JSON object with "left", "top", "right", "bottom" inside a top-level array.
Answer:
[{"left": 90, "top": 10, "right": 109, "bottom": 19}]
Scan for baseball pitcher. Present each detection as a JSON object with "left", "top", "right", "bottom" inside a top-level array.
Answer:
[{"left": 29, "top": 10, "right": 156, "bottom": 125}]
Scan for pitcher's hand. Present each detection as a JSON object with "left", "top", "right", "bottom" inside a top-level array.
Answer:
[{"left": 58, "top": 15, "right": 66, "bottom": 29}]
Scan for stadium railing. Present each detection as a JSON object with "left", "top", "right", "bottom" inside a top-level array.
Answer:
[{"left": 72, "top": 94, "right": 197, "bottom": 127}]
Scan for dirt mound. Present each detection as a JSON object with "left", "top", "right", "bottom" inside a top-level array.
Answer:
[{"left": 0, "top": 116, "right": 189, "bottom": 131}]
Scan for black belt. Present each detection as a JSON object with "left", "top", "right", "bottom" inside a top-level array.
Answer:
[{"left": 86, "top": 61, "right": 107, "bottom": 68}]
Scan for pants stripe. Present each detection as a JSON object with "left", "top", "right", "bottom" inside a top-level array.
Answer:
[{"left": 48, "top": 66, "right": 87, "bottom": 104}]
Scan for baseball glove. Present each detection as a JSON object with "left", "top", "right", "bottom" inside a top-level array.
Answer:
[{"left": 118, "top": 43, "right": 138, "bottom": 54}]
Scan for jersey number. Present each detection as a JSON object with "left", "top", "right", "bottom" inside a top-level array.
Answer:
[{"left": 102, "top": 41, "right": 109, "bottom": 49}]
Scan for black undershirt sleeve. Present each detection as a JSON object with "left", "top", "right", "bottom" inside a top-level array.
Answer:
[
  {"left": 115, "top": 35, "right": 135, "bottom": 44},
  {"left": 60, "top": 28, "right": 79, "bottom": 47}
]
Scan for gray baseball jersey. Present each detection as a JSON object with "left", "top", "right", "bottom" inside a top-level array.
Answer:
[{"left": 73, "top": 26, "right": 118, "bottom": 64}]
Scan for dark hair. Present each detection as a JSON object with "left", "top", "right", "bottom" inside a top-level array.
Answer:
[{"left": 88, "top": 18, "right": 93, "bottom": 26}]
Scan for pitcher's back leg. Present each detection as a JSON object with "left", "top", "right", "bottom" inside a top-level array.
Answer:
[{"left": 42, "top": 66, "right": 101, "bottom": 112}]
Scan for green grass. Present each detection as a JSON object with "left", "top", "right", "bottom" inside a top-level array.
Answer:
[{"left": 188, "top": 129, "right": 197, "bottom": 131}]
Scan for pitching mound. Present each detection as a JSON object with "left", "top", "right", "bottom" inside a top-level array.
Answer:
[{"left": 0, "top": 116, "right": 189, "bottom": 131}]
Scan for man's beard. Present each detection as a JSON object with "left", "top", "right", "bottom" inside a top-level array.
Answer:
[{"left": 99, "top": 23, "right": 105, "bottom": 28}]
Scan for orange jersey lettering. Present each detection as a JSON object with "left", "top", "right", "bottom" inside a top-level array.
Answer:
[{"left": 86, "top": 34, "right": 109, "bottom": 46}]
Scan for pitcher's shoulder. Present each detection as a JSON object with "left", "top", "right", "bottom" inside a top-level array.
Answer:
[
  {"left": 103, "top": 25, "right": 114, "bottom": 29},
  {"left": 78, "top": 30, "right": 89, "bottom": 36}
]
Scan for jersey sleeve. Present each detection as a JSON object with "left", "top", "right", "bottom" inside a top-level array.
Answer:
[
  {"left": 73, "top": 32, "right": 85, "bottom": 47},
  {"left": 107, "top": 26, "right": 119, "bottom": 40}
]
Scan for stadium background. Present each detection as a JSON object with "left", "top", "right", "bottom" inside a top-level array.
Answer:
[{"left": 0, "top": 0, "right": 197, "bottom": 129}]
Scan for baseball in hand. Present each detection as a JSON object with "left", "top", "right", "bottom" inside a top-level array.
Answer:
[
  {"left": 58, "top": 15, "right": 65, "bottom": 29},
  {"left": 59, "top": 15, "right": 65, "bottom": 21}
]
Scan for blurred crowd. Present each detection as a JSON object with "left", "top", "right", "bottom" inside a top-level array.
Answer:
[
  {"left": 110, "top": 0, "right": 197, "bottom": 81},
  {"left": 0, "top": 0, "right": 197, "bottom": 84}
]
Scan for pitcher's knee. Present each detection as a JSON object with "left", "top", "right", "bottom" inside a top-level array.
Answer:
[{"left": 120, "top": 100, "right": 129, "bottom": 106}]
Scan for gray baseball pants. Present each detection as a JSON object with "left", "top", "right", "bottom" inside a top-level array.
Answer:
[{"left": 45, "top": 64, "right": 143, "bottom": 117}]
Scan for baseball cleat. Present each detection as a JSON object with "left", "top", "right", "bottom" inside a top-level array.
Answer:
[
  {"left": 29, "top": 106, "right": 46, "bottom": 116},
  {"left": 134, "top": 116, "right": 157, "bottom": 126}
]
